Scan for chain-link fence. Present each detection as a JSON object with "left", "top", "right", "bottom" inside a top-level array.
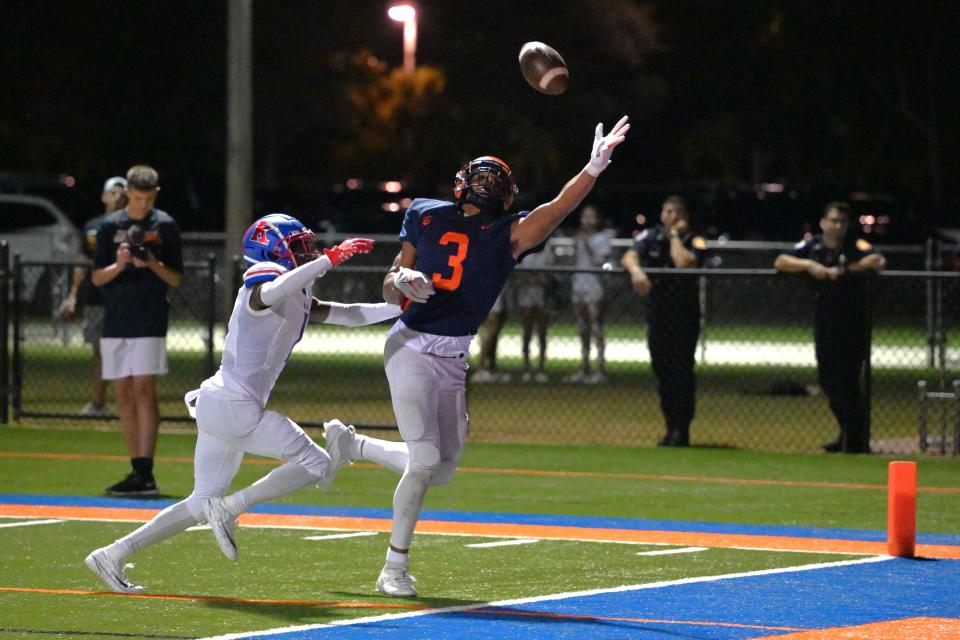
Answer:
[{"left": 4, "top": 249, "right": 959, "bottom": 455}]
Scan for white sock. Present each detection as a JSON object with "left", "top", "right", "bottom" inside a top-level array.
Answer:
[
  {"left": 357, "top": 435, "right": 408, "bottom": 475},
  {"left": 389, "top": 467, "right": 431, "bottom": 550},
  {"left": 112, "top": 500, "right": 199, "bottom": 558},
  {"left": 385, "top": 548, "right": 408, "bottom": 565},
  {"left": 224, "top": 463, "right": 318, "bottom": 515}
]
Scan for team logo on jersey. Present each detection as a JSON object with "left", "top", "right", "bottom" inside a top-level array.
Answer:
[
  {"left": 481, "top": 222, "right": 494, "bottom": 230},
  {"left": 422, "top": 215, "right": 433, "bottom": 226}
]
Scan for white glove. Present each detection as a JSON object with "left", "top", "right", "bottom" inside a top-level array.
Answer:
[
  {"left": 585, "top": 115, "right": 630, "bottom": 177},
  {"left": 394, "top": 267, "right": 435, "bottom": 304}
]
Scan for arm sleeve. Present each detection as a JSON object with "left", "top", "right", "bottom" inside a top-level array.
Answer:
[
  {"left": 160, "top": 220, "right": 184, "bottom": 273},
  {"left": 321, "top": 301, "right": 402, "bottom": 327},
  {"left": 256, "top": 256, "right": 336, "bottom": 307}
]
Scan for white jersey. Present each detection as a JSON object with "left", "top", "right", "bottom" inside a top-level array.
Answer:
[{"left": 200, "top": 284, "right": 311, "bottom": 407}]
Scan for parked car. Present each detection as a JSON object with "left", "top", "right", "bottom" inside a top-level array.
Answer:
[{"left": 0, "top": 194, "right": 81, "bottom": 312}]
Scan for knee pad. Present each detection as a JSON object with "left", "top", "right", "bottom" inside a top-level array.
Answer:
[
  {"left": 430, "top": 459, "right": 458, "bottom": 486},
  {"left": 407, "top": 441, "right": 441, "bottom": 473}
]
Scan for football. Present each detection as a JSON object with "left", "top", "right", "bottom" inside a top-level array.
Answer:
[{"left": 518, "top": 41, "right": 568, "bottom": 95}]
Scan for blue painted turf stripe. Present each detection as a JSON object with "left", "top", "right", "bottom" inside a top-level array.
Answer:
[
  {"left": 2, "top": 493, "right": 959, "bottom": 545},
  {"left": 242, "top": 557, "right": 960, "bottom": 640}
]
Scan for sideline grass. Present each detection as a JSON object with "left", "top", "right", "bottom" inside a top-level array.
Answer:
[{"left": 1, "top": 427, "right": 958, "bottom": 533}]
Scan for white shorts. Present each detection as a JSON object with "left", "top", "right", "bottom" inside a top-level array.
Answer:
[
  {"left": 190, "top": 393, "right": 329, "bottom": 498},
  {"left": 515, "top": 285, "right": 545, "bottom": 309},
  {"left": 99, "top": 337, "right": 168, "bottom": 380},
  {"left": 572, "top": 274, "right": 604, "bottom": 306}
]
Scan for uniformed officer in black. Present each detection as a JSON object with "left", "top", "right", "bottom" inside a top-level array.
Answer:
[
  {"left": 775, "top": 202, "right": 886, "bottom": 454},
  {"left": 622, "top": 196, "right": 707, "bottom": 447}
]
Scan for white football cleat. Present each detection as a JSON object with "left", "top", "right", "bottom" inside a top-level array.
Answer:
[
  {"left": 84, "top": 547, "right": 144, "bottom": 594},
  {"left": 204, "top": 497, "right": 239, "bottom": 561},
  {"left": 318, "top": 419, "right": 356, "bottom": 490},
  {"left": 376, "top": 562, "right": 417, "bottom": 598}
]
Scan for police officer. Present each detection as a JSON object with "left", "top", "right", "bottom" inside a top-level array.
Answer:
[
  {"left": 774, "top": 202, "right": 886, "bottom": 454},
  {"left": 621, "top": 196, "right": 707, "bottom": 447}
]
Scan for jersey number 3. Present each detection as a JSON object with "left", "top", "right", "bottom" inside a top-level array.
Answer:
[{"left": 432, "top": 232, "right": 469, "bottom": 291}]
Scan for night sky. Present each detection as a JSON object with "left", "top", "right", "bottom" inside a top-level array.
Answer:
[{"left": 2, "top": 1, "right": 958, "bottom": 240}]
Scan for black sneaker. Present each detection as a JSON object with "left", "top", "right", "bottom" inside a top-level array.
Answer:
[
  {"left": 106, "top": 472, "right": 159, "bottom": 497},
  {"left": 822, "top": 439, "right": 842, "bottom": 453}
]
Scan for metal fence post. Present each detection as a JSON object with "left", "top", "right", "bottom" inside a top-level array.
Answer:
[
  {"left": 206, "top": 253, "right": 217, "bottom": 376},
  {"left": 11, "top": 254, "right": 22, "bottom": 420},
  {"left": 863, "top": 273, "right": 874, "bottom": 443},
  {"left": 0, "top": 242, "right": 8, "bottom": 424}
]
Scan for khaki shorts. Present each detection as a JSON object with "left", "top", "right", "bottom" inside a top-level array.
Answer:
[
  {"left": 82, "top": 306, "right": 104, "bottom": 344},
  {"left": 100, "top": 337, "right": 168, "bottom": 379}
]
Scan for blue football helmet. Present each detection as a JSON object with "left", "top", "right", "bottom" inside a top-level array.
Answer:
[
  {"left": 454, "top": 156, "right": 518, "bottom": 213},
  {"left": 242, "top": 213, "right": 319, "bottom": 269}
]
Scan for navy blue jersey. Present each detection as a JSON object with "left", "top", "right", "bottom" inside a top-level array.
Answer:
[
  {"left": 399, "top": 198, "right": 526, "bottom": 336},
  {"left": 789, "top": 233, "right": 876, "bottom": 328},
  {"left": 94, "top": 208, "right": 183, "bottom": 338}
]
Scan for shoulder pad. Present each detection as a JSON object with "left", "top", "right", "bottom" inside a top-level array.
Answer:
[
  {"left": 243, "top": 261, "right": 288, "bottom": 288},
  {"left": 692, "top": 236, "right": 707, "bottom": 250},
  {"left": 856, "top": 238, "right": 873, "bottom": 251}
]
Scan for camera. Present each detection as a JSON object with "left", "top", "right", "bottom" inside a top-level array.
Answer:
[{"left": 126, "top": 224, "right": 150, "bottom": 260}]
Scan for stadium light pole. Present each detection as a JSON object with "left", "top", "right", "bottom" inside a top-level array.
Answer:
[{"left": 387, "top": 4, "right": 417, "bottom": 74}]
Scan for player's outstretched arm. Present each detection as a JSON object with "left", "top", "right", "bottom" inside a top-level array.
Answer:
[
  {"left": 511, "top": 116, "right": 629, "bottom": 258},
  {"left": 310, "top": 300, "right": 402, "bottom": 326},
  {"left": 253, "top": 238, "right": 375, "bottom": 309}
]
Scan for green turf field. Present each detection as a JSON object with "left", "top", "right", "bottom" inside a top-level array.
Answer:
[{"left": 1, "top": 426, "right": 958, "bottom": 639}]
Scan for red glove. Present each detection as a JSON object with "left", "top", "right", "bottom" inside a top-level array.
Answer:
[{"left": 324, "top": 237, "right": 375, "bottom": 266}]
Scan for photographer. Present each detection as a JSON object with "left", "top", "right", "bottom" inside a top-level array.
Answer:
[{"left": 92, "top": 165, "right": 183, "bottom": 496}]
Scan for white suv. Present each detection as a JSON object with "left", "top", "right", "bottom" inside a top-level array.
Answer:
[{"left": 0, "top": 194, "right": 81, "bottom": 306}]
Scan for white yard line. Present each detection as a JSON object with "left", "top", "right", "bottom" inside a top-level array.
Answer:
[
  {"left": 198, "top": 555, "right": 892, "bottom": 640},
  {"left": 636, "top": 546, "right": 706, "bottom": 556},
  {"left": 466, "top": 538, "right": 540, "bottom": 549},
  {"left": 303, "top": 532, "right": 379, "bottom": 541},
  {"left": 0, "top": 518, "right": 65, "bottom": 528}
]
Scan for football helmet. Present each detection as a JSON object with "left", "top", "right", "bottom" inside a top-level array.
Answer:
[
  {"left": 242, "top": 213, "right": 319, "bottom": 269},
  {"left": 454, "top": 156, "right": 518, "bottom": 213}
]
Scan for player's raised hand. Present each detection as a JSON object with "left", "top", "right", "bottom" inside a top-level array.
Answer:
[
  {"left": 586, "top": 115, "right": 630, "bottom": 177},
  {"left": 324, "top": 237, "right": 375, "bottom": 266},
  {"left": 394, "top": 267, "right": 435, "bottom": 304}
]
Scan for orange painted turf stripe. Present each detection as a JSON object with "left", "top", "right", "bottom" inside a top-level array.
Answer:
[
  {"left": 2, "top": 450, "right": 959, "bottom": 494},
  {"left": 752, "top": 616, "right": 960, "bottom": 639},
  {"left": 0, "top": 586, "right": 425, "bottom": 610},
  {"left": 4, "top": 504, "right": 960, "bottom": 560}
]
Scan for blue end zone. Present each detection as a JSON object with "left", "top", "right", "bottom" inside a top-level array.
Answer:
[
  {"left": 249, "top": 558, "right": 960, "bottom": 640},
  {"left": 3, "top": 493, "right": 959, "bottom": 546}
]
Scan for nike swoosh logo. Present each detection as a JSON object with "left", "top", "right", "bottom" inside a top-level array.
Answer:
[{"left": 481, "top": 223, "right": 494, "bottom": 230}]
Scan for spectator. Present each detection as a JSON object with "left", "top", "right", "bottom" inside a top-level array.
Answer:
[
  {"left": 471, "top": 291, "right": 511, "bottom": 383},
  {"left": 621, "top": 196, "right": 707, "bottom": 447},
  {"left": 565, "top": 204, "right": 614, "bottom": 385},
  {"left": 516, "top": 246, "right": 552, "bottom": 383},
  {"left": 84, "top": 216, "right": 398, "bottom": 594},
  {"left": 58, "top": 176, "right": 128, "bottom": 416},
  {"left": 92, "top": 165, "right": 183, "bottom": 496},
  {"left": 774, "top": 202, "right": 886, "bottom": 454}
]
